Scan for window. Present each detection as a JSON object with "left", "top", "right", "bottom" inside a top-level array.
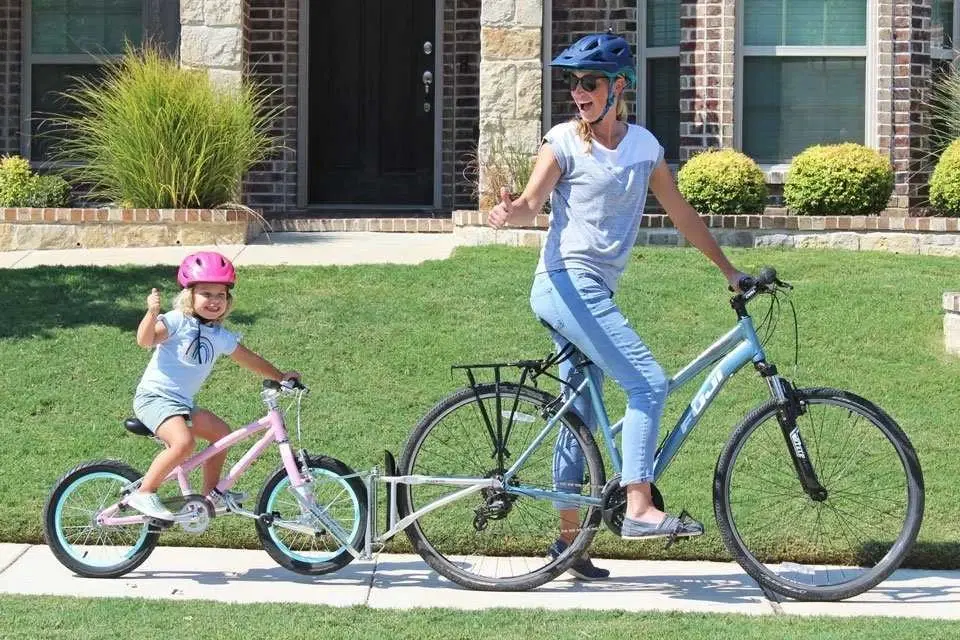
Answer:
[
  {"left": 639, "top": 0, "right": 680, "bottom": 162},
  {"left": 738, "top": 0, "right": 870, "bottom": 165},
  {"left": 932, "top": 1, "right": 959, "bottom": 61},
  {"left": 931, "top": 2, "right": 959, "bottom": 151},
  {"left": 24, "top": 0, "right": 146, "bottom": 161}
]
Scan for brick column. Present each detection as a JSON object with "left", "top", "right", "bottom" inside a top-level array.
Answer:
[
  {"left": 0, "top": 3, "right": 21, "bottom": 156},
  {"left": 877, "top": 0, "right": 933, "bottom": 215},
  {"left": 180, "top": 0, "right": 248, "bottom": 90},
  {"left": 478, "top": 0, "right": 543, "bottom": 210},
  {"left": 243, "top": 0, "right": 299, "bottom": 214},
  {"left": 679, "top": 0, "right": 735, "bottom": 161}
]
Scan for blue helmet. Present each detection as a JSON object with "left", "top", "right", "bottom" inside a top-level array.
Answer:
[{"left": 550, "top": 32, "right": 636, "bottom": 87}]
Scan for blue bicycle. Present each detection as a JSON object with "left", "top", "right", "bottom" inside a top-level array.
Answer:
[{"left": 395, "top": 267, "right": 924, "bottom": 600}]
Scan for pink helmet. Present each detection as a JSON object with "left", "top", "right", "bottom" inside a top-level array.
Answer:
[{"left": 177, "top": 251, "right": 236, "bottom": 288}]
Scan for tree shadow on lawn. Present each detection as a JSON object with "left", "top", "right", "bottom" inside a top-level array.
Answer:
[{"left": 0, "top": 265, "right": 254, "bottom": 339}]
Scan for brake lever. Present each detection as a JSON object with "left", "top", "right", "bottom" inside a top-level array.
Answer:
[{"left": 775, "top": 277, "right": 793, "bottom": 290}]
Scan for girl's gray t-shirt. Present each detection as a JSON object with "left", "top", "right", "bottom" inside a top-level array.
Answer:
[
  {"left": 135, "top": 310, "right": 240, "bottom": 407},
  {"left": 536, "top": 121, "right": 664, "bottom": 292}
]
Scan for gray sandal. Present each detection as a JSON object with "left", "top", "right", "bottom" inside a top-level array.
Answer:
[{"left": 621, "top": 510, "right": 704, "bottom": 541}]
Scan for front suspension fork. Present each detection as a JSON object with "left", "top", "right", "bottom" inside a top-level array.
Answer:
[{"left": 760, "top": 365, "right": 827, "bottom": 501}]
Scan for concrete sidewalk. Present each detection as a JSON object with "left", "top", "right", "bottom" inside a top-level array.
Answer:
[
  {"left": 0, "top": 231, "right": 459, "bottom": 268},
  {"left": 1, "top": 543, "right": 959, "bottom": 619}
]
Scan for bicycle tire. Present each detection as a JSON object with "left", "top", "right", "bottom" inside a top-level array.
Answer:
[
  {"left": 255, "top": 454, "right": 367, "bottom": 576},
  {"left": 398, "top": 383, "right": 605, "bottom": 591},
  {"left": 43, "top": 460, "right": 159, "bottom": 578},
  {"left": 714, "top": 387, "right": 924, "bottom": 601}
]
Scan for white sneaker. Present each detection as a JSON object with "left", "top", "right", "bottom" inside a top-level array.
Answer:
[{"left": 126, "top": 491, "right": 175, "bottom": 521}]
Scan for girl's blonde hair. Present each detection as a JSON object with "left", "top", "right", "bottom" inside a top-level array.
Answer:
[
  {"left": 174, "top": 286, "right": 234, "bottom": 323},
  {"left": 573, "top": 75, "right": 629, "bottom": 154}
]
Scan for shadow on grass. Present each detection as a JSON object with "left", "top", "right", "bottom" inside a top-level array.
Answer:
[
  {"left": 0, "top": 265, "right": 254, "bottom": 339},
  {"left": 903, "top": 541, "right": 960, "bottom": 570}
]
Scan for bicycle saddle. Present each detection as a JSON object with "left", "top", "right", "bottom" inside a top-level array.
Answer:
[{"left": 123, "top": 418, "right": 152, "bottom": 437}]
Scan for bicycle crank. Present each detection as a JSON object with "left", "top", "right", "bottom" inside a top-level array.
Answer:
[{"left": 600, "top": 474, "right": 664, "bottom": 537}]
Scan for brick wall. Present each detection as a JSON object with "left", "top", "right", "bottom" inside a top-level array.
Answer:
[
  {"left": 442, "top": 0, "right": 482, "bottom": 210},
  {"left": 244, "top": 0, "right": 299, "bottom": 215},
  {"left": 0, "top": 3, "right": 21, "bottom": 156},
  {"left": 877, "top": 0, "right": 933, "bottom": 215},
  {"left": 549, "top": 0, "right": 638, "bottom": 128},
  {"left": 678, "top": 0, "right": 734, "bottom": 159}
]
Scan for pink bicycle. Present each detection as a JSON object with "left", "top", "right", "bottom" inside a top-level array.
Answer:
[{"left": 43, "top": 379, "right": 368, "bottom": 578}]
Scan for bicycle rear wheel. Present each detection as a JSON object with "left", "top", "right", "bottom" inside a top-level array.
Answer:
[
  {"left": 43, "top": 460, "right": 159, "bottom": 578},
  {"left": 714, "top": 388, "right": 924, "bottom": 601},
  {"left": 398, "top": 383, "right": 605, "bottom": 591}
]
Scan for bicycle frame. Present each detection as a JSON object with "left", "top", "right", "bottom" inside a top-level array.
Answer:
[
  {"left": 97, "top": 406, "right": 308, "bottom": 528},
  {"left": 488, "top": 316, "right": 767, "bottom": 508},
  {"left": 355, "top": 314, "right": 776, "bottom": 554}
]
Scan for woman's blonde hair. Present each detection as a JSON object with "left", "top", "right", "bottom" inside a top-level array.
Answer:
[
  {"left": 574, "top": 75, "right": 629, "bottom": 154},
  {"left": 174, "top": 286, "right": 234, "bottom": 323}
]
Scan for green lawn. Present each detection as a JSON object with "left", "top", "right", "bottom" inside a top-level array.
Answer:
[
  {"left": 0, "top": 595, "right": 956, "bottom": 640},
  {"left": 1, "top": 246, "right": 957, "bottom": 566}
]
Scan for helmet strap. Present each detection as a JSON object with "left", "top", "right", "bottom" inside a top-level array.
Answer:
[{"left": 589, "top": 83, "right": 618, "bottom": 125}]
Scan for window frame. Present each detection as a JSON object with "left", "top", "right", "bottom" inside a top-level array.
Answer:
[
  {"left": 734, "top": 0, "right": 878, "bottom": 172},
  {"left": 637, "top": 0, "right": 681, "bottom": 162},
  {"left": 932, "top": 0, "right": 960, "bottom": 61},
  {"left": 20, "top": 0, "right": 151, "bottom": 163}
]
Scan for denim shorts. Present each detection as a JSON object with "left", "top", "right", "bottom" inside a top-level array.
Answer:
[{"left": 133, "top": 393, "right": 192, "bottom": 434}]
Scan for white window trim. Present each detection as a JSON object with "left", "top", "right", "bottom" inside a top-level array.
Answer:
[
  {"left": 637, "top": 0, "right": 680, "bottom": 160},
  {"left": 21, "top": 0, "right": 149, "bottom": 161},
  {"left": 734, "top": 0, "right": 877, "bottom": 169},
  {"left": 932, "top": 1, "right": 960, "bottom": 61}
]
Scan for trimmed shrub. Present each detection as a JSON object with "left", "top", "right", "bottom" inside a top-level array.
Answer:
[
  {"left": 0, "top": 156, "right": 34, "bottom": 206},
  {"left": 784, "top": 143, "right": 894, "bottom": 216},
  {"left": 24, "top": 175, "right": 71, "bottom": 208},
  {"left": 677, "top": 149, "right": 768, "bottom": 215},
  {"left": 929, "top": 138, "right": 960, "bottom": 216},
  {"left": 51, "top": 44, "right": 282, "bottom": 209},
  {"left": 0, "top": 155, "right": 71, "bottom": 207}
]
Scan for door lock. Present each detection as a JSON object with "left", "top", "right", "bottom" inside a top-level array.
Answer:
[{"left": 422, "top": 70, "right": 433, "bottom": 95}]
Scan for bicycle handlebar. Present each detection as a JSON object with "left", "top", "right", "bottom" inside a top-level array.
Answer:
[
  {"left": 733, "top": 266, "right": 792, "bottom": 301},
  {"left": 262, "top": 378, "right": 308, "bottom": 394}
]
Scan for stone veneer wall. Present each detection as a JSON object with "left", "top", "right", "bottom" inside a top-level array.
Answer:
[
  {"left": 452, "top": 210, "right": 960, "bottom": 256},
  {"left": 0, "top": 208, "right": 261, "bottom": 251},
  {"left": 478, "top": 0, "right": 544, "bottom": 210},
  {"left": 180, "top": 0, "right": 248, "bottom": 89}
]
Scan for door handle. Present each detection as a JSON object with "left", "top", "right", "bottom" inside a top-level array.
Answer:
[{"left": 422, "top": 70, "right": 433, "bottom": 95}]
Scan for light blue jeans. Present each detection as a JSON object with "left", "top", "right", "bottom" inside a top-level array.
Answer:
[{"left": 529, "top": 269, "right": 668, "bottom": 502}]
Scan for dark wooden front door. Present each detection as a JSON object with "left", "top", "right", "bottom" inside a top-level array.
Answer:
[{"left": 308, "top": 0, "right": 436, "bottom": 206}]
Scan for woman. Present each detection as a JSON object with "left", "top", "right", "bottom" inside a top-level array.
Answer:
[{"left": 488, "top": 32, "right": 749, "bottom": 580}]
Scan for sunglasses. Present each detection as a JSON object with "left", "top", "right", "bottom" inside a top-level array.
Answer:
[{"left": 563, "top": 72, "right": 607, "bottom": 92}]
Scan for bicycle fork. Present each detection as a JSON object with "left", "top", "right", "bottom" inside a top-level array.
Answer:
[{"left": 763, "top": 369, "right": 827, "bottom": 501}]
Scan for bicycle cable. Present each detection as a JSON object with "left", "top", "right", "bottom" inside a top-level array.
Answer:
[{"left": 754, "top": 285, "right": 801, "bottom": 378}]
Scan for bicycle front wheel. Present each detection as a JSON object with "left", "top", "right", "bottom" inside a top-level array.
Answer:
[
  {"left": 714, "top": 388, "right": 924, "bottom": 601},
  {"left": 398, "top": 383, "right": 605, "bottom": 591},
  {"left": 255, "top": 455, "right": 367, "bottom": 576}
]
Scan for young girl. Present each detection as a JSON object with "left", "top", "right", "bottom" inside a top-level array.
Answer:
[{"left": 126, "top": 251, "right": 300, "bottom": 521}]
